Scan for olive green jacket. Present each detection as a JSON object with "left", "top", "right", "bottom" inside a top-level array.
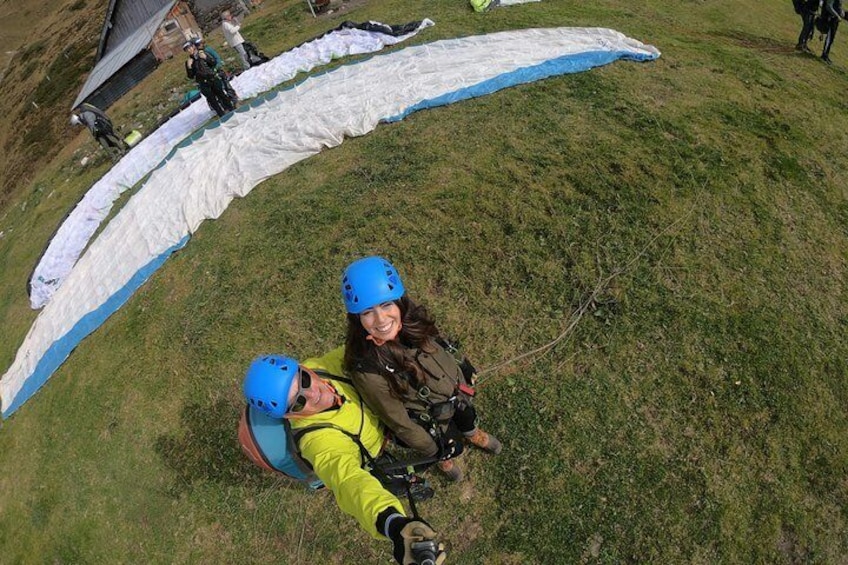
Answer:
[{"left": 351, "top": 340, "right": 464, "bottom": 457}]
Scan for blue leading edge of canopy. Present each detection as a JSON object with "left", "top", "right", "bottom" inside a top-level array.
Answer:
[
  {"left": 2, "top": 236, "right": 190, "bottom": 418},
  {"left": 383, "top": 49, "right": 659, "bottom": 123}
]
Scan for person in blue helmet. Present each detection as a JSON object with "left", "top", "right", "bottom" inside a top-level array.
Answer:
[
  {"left": 341, "top": 256, "right": 502, "bottom": 482},
  {"left": 191, "top": 37, "right": 239, "bottom": 103},
  {"left": 242, "top": 349, "right": 447, "bottom": 565},
  {"left": 184, "top": 39, "right": 235, "bottom": 117}
]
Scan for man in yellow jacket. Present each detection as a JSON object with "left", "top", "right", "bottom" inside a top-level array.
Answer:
[{"left": 241, "top": 347, "right": 448, "bottom": 565}]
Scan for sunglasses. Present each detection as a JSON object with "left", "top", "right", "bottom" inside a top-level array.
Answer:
[{"left": 288, "top": 368, "right": 313, "bottom": 413}]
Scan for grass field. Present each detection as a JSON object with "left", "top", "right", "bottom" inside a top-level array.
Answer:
[{"left": 1, "top": 0, "right": 847, "bottom": 563}]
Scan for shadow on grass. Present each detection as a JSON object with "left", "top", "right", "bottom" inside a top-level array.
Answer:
[
  {"left": 712, "top": 30, "right": 791, "bottom": 54},
  {"left": 154, "top": 397, "right": 274, "bottom": 495}
]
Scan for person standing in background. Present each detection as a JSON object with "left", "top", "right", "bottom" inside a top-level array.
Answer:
[
  {"left": 184, "top": 40, "right": 235, "bottom": 117},
  {"left": 221, "top": 10, "right": 251, "bottom": 71},
  {"left": 795, "top": 0, "right": 821, "bottom": 53},
  {"left": 820, "top": 0, "right": 845, "bottom": 64},
  {"left": 70, "top": 103, "right": 128, "bottom": 158}
]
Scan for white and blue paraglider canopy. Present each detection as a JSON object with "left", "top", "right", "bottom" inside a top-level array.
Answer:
[{"left": 1, "top": 26, "right": 660, "bottom": 418}]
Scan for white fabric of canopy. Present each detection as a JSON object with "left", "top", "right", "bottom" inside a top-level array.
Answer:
[
  {"left": 30, "top": 20, "right": 434, "bottom": 310},
  {"left": 2, "top": 27, "right": 660, "bottom": 417}
]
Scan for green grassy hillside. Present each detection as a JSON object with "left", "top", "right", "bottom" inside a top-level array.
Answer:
[{"left": 0, "top": 0, "right": 846, "bottom": 562}]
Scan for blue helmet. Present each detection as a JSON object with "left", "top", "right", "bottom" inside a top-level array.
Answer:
[
  {"left": 341, "top": 256, "right": 406, "bottom": 314},
  {"left": 243, "top": 355, "right": 299, "bottom": 419}
]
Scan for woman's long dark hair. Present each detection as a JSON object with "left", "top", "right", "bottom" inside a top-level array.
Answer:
[{"left": 343, "top": 295, "right": 440, "bottom": 398}]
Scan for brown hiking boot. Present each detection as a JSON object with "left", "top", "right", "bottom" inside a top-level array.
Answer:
[
  {"left": 466, "top": 429, "right": 503, "bottom": 455},
  {"left": 437, "top": 459, "right": 463, "bottom": 481}
]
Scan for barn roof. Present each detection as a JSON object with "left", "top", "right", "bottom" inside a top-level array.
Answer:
[{"left": 72, "top": 0, "right": 177, "bottom": 109}]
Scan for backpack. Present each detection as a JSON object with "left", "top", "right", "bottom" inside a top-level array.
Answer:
[
  {"left": 243, "top": 41, "right": 269, "bottom": 66},
  {"left": 238, "top": 371, "right": 438, "bottom": 499},
  {"left": 238, "top": 403, "right": 325, "bottom": 488},
  {"left": 237, "top": 371, "right": 358, "bottom": 490},
  {"left": 470, "top": 0, "right": 499, "bottom": 12}
]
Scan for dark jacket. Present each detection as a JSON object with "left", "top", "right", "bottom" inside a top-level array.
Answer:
[
  {"left": 351, "top": 340, "right": 465, "bottom": 457},
  {"left": 824, "top": 0, "right": 844, "bottom": 19},
  {"left": 186, "top": 49, "right": 218, "bottom": 82}
]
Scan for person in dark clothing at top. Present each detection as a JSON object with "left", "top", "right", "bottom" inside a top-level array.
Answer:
[
  {"left": 796, "top": 0, "right": 821, "bottom": 53},
  {"left": 820, "top": 0, "right": 846, "bottom": 65},
  {"left": 184, "top": 40, "right": 235, "bottom": 117},
  {"left": 70, "top": 103, "right": 128, "bottom": 157},
  {"left": 192, "top": 37, "right": 238, "bottom": 105}
]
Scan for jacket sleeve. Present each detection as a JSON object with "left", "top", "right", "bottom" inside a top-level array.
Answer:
[
  {"left": 298, "top": 428, "right": 405, "bottom": 539},
  {"left": 352, "top": 371, "right": 439, "bottom": 457}
]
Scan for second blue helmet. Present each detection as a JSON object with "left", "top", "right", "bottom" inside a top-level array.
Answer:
[
  {"left": 341, "top": 256, "right": 406, "bottom": 314},
  {"left": 243, "top": 355, "right": 299, "bottom": 419}
]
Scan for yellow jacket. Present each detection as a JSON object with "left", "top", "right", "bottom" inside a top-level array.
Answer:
[{"left": 290, "top": 347, "right": 406, "bottom": 538}]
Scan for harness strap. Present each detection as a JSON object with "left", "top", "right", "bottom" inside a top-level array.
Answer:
[
  {"left": 311, "top": 369, "right": 354, "bottom": 386},
  {"left": 290, "top": 370, "right": 377, "bottom": 473},
  {"left": 290, "top": 373, "right": 435, "bottom": 496}
]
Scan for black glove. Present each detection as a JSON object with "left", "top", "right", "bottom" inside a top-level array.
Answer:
[
  {"left": 387, "top": 517, "right": 447, "bottom": 565},
  {"left": 434, "top": 436, "right": 463, "bottom": 461},
  {"left": 458, "top": 357, "right": 478, "bottom": 386}
]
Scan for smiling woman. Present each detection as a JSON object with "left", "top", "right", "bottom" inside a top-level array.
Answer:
[
  {"left": 359, "top": 301, "right": 404, "bottom": 345},
  {"left": 342, "top": 256, "right": 502, "bottom": 482}
]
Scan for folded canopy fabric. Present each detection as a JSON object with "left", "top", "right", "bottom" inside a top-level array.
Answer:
[
  {"left": 29, "top": 19, "right": 434, "bottom": 310},
  {"left": 2, "top": 27, "right": 660, "bottom": 418}
]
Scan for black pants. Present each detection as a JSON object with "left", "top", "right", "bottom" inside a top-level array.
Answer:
[
  {"left": 94, "top": 129, "right": 127, "bottom": 153},
  {"left": 798, "top": 10, "right": 817, "bottom": 45},
  {"left": 199, "top": 79, "right": 235, "bottom": 117},
  {"left": 823, "top": 17, "right": 840, "bottom": 58}
]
